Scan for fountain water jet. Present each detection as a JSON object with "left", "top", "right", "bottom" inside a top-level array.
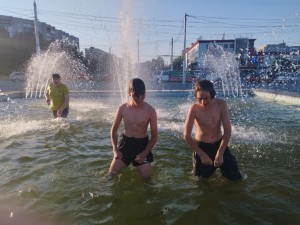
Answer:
[
  {"left": 25, "top": 39, "right": 90, "bottom": 99},
  {"left": 110, "top": 0, "right": 140, "bottom": 102},
  {"left": 199, "top": 43, "right": 243, "bottom": 97}
]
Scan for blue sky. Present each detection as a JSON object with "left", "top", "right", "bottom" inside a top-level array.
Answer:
[{"left": 0, "top": 0, "right": 299, "bottom": 63}]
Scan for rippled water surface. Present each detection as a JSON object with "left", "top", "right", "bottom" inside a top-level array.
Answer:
[{"left": 0, "top": 91, "right": 299, "bottom": 225}]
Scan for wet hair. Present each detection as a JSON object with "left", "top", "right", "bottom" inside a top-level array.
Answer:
[
  {"left": 129, "top": 78, "right": 145, "bottom": 97},
  {"left": 52, "top": 73, "right": 61, "bottom": 79},
  {"left": 194, "top": 79, "right": 216, "bottom": 99}
]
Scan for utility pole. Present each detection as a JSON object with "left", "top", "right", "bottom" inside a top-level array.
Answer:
[
  {"left": 171, "top": 38, "right": 173, "bottom": 71},
  {"left": 182, "top": 13, "right": 187, "bottom": 84},
  {"left": 33, "top": 1, "right": 40, "bottom": 55},
  {"left": 137, "top": 33, "right": 140, "bottom": 64},
  {"left": 109, "top": 47, "right": 112, "bottom": 76}
]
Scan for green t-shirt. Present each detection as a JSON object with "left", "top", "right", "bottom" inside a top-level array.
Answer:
[{"left": 47, "top": 83, "right": 69, "bottom": 110}]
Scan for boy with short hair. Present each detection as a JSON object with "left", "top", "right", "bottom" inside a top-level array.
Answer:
[
  {"left": 45, "top": 73, "right": 69, "bottom": 118},
  {"left": 108, "top": 78, "right": 158, "bottom": 180},
  {"left": 184, "top": 80, "right": 242, "bottom": 180}
]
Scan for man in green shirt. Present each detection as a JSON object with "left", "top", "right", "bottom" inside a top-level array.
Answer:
[{"left": 45, "top": 73, "right": 70, "bottom": 118}]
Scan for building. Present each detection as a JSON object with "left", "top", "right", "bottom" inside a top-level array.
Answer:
[
  {"left": 258, "top": 42, "right": 300, "bottom": 73},
  {"left": 0, "top": 15, "right": 79, "bottom": 49},
  {"left": 186, "top": 37, "right": 256, "bottom": 69},
  {"left": 263, "top": 42, "right": 300, "bottom": 56}
]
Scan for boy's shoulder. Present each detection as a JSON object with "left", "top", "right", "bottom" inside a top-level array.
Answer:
[
  {"left": 144, "top": 101, "right": 155, "bottom": 109},
  {"left": 190, "top": 102, "right": 200, "bottom": 109},
  {"left": 143, "top": 102, "right": 157, "bottom": 116},
  {"left": 119, "top": 102, "right": 128, "bottom": 109},
  {"left": 213, "top": 98, "right": 226, "bottom": 106},
  {"left": 120, "top": 101, "right": 156, "bottom": 113}
]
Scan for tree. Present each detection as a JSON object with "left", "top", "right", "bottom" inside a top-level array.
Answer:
[
  {"left": 151, "top": 56, "right": 165, "bottom": 71},
  {"left": 172, "top": 56, "right": 183, "bottom": 70},
  {"left": 58, "top": 39, "right": 90, "bottom": 70}
]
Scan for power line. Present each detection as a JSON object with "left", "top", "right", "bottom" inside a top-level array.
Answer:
[
  {"left": 0, "top": 7, "right": 33, "bottom": 19},
  {"left": 1, "top": 5, "right": 299, "bottom": 57}
]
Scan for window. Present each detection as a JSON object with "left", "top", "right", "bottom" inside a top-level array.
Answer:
[{"left": 224, "top": 44, "right": 228, "bottom": 48}]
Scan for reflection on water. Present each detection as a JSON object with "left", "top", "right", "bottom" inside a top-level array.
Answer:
[{"left": 0, "top": 92, "right": 299, "bottom": 225}]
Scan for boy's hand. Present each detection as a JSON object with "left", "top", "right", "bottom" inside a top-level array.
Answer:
[
  {"left": 214, "top": 152, "right": 224, "bottom": 167},
  {"left": 135, "top": 153, "right": 146, "bottom": 164},
  {"left": 197, "top": 150, "right": 213, "bottom": 166},
  {"left": 114, "top": 150, "right": 123, "bottom": 160}
]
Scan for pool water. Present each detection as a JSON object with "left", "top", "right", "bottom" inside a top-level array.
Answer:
[{"left": 0, "top": 91, "right": 299, "bottom": 225}]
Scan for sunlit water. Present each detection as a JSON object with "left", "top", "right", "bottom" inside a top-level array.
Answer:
[{"left": 0, "top": 90, "right": 299, "bottom": 225}]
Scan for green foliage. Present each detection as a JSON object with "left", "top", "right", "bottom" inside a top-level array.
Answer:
[
  {"left": 57, "top": 39, "right": 90, "bottom": 70},
  {"left": 139, "top": 56, "right": 167, "bottom": 74},
  {"left": 172, "top": 56, "right": 183, "bottom": 70},
  {"left": 151, "top": 56, "right": 165, "bottom": 71}
]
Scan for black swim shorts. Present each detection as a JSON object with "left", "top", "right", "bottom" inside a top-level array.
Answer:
[
  {"left": 118, "top": 134, "right": 153, "bottom": 167},
  {"left": 193, "top": 139, "right": 242, "bottom": 180}
]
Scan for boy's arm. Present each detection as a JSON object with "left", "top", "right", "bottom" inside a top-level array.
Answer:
[
  {"left": 57, "top": 93, "right": 69, "bottom": 115},
  {"left": 135, "top": 108, "right": 157, "bottom": 163},
  {"left": 110, "top": 106, "right": 123, "bottom": 158},
  {"left": 214, "top": 101, "right": 232, "bottom": 167},
  {"left": 146, "top": 109, "right": 158, "bottom": 153}
]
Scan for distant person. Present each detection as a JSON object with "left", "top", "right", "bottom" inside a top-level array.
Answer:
[
  {"left": 108, "top": 78, "right": 158, "bottom": 180},
  {"left": 45, "top": 73, "right": 69, "bottom": 118},
  {"left": 183, "top": 80, "right": 242, "bottom": 180}
]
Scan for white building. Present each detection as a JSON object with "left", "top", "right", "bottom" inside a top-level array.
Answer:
[{"left": 187, "top": 38, "right": 256, "bottom": 69}]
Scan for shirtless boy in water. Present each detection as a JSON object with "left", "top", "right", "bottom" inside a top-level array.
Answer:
[
  {"left": 108, "top": 78, "right": 157, "bottom": 180},
  {"left": 184, "top": 80, "right": 242, "bottom": 180}
]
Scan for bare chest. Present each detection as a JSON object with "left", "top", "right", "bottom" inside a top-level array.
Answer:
[{"left": 195, "top": 108, "right": 221, "bottom": 128}]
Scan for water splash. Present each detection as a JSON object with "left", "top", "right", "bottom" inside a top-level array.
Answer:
[
  {"left": 111, "top": 0, "right": 138, "bottom": 102},
  {"left": 25, "top": 39, "right": 90, "bottom": 99},
  {"left": 0, "top": 118, "right": 47, "bottom": 139},
  {"left": 200, "top": 43, "right": 243, "bottom": 97}
]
